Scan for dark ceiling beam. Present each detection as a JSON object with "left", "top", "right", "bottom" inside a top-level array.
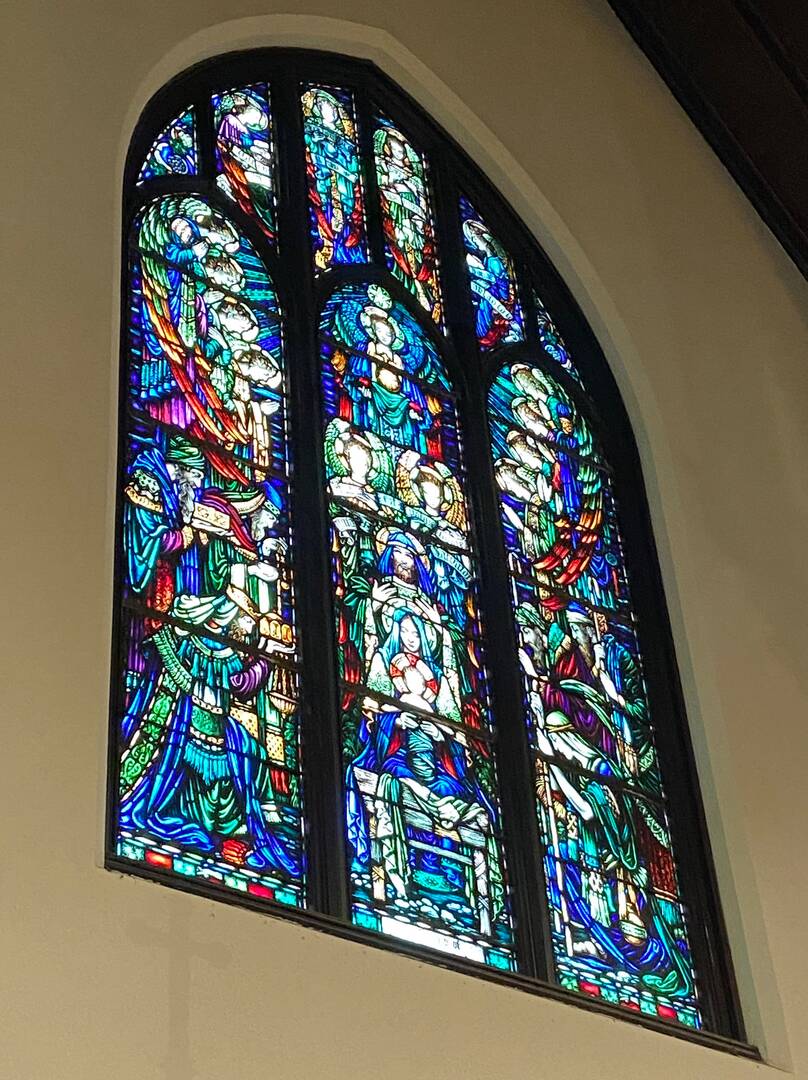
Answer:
[{"left": 608, "top": 1, "right": 808, "bottom": 280}]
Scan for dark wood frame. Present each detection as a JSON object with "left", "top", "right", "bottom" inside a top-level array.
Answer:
[
  {"left": 107, "top": 48, "right": 754, "bottom": 1056},
  {"left": 607, "top": 1, "right": 808, "bottom": 281}
]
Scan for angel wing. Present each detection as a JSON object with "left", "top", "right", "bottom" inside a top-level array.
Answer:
[
  {"left": 139, "top": 198, "right": 251, "bottom": 460},
  {"left": 395, "top": 449, "right": 421, "bottom": 507},
  {"left": 330, "top": 290, "right": 365, "bottom": 350},
  {"left": 441, "top": 471, "right": 468, "bottom": 530},
  {"left": 535, "top": 457, "right": 604, "bottom": 587},
  {"left": 368, "top": 434, "right": 394, "bottom": 495},
  {"left": 218, "top": 123, "right": 274, "bottom": 237},
  {"left": 324, "top": 418, "right": 350, "bottom": 478}
]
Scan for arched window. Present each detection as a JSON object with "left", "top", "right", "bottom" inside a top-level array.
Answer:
[{"left": 109, "top": 50, "right": 744, "bottom": 1046}]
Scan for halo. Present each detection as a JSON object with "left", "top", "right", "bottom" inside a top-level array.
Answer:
[
  {"left": 412, "top": 462, "right": 444, "bottom": 488},
  {"left": 395, "top": 452, "right": 466, "bottom": 528},
  {"left": 327, "top": 418, "right": 390, "bottom": 489},
  {"left": 360, "top": 287, "right": 405, "bottom": 354},
  {"left": 335, "top": 428, "right": 374, "bottom": 461},
  {"left": 182, "top": 197, "right": 239, "bottom": 252},
  {"left": 303, "top": 87, "right": 344, "bottom": 127},
  {"left": 505, "top": 428, "right": 542, "bottom": 461},
  {"left": 367, "top": 283, "right": 393, "bottom": 311}
]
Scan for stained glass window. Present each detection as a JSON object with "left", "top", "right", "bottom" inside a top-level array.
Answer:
[
  {"left": 488, "top": 360, "right": 701, "bottom": 1026},
  {"left": 534, "top": 289, "right": 583, "bottom": 384},
  {"left": 112, "top": 53, "right": 742, "bottom": 1045},
  {"left": 321, "top": 282, "right": 515, "bottom": 968},
  {"left": 136, "top": 107, "right": 196, "bottom": 183},
  {"left": 460, "top": 195, "right": 524, "bottom": 348},
  {"left": 374, "top": 117, "right": 443, "bottom": 325},
  {"left": 214, "top": 84, "right": 277, "bottom": 242},
  {"left": 302, "top": 86, "right": 368, "bottom": 271},
  {"left": 114, "top": 192, "right": 304, "bottom": 907}
]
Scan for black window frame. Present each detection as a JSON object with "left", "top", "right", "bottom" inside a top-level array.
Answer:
[{"left": 107, "top": 47, "right": 752, "bottom": 1056}]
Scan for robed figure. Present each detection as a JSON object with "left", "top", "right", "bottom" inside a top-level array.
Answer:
[
  {"left": 539, "top": 766, "right": 696, "bottom": 1003},
  {"left": 346, "top": 699, "right": 504, "bottom": 927},
  {"left": 118, "top": 591, "right": 299, "bottom": 877}
]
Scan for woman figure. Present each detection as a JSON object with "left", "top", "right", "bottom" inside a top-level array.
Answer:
[{"left": 367, "top": 607, "right": 460, "bottom": 723}]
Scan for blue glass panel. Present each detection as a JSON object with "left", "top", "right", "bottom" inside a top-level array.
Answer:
[
  {"left": 116, "top": 194, "right": 305, "bottom": 905},
  {"left": 534, "top": 290, "right": 583, "bottom": 384},
  {"left": 488, "top": 358, "right": 701, "bottom": 1024},
  {"left": 322, "top": 281, "right": 515, "bottom": 967},
  {"left": 137, "top": 108, "right": 197, "bottom": 183},
  {"left": 303, "top": 86, "right": 368, "bottom": 271},
  {"left": 214, "top": 84, "right": 277, "bottom": 241},
  {"left": 460, "top": 196, "right": 524, "bottom": 348},
  {"left": 536, "top": 761, "right": 700, "bottom": 1026}
]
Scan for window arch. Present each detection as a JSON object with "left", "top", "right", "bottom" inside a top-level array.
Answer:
[{"left": 109, "top": 49, "right": 744, "bottom": 1046}]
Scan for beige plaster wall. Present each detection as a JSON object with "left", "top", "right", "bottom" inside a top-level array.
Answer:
[{"left": 2, "top": 1, "right": 807, "bottom": 1077}]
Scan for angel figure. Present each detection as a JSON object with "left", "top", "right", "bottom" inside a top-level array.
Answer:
[
  {"left": 324, "top": 418, "right": 394, "bottom": 512},
  {"left": 340, "top": 286, "right": 430, "bottom": 450},
  {"left": 462, "top": 214, "right": 520, "bottom": 348},
  {"left": 504, "top": 364, "right": 605, "bottom": 589},
  {"left": 494, "top": 427, "right": 559, "bottom": 563},
  {"left": 327, "top": 284, "right": 444, "bottom": 456},
  {"left": 374, "top": 124, "right": 440, "bottom": 319},
  {"left": 303, "top": 88, "right": 365, "bottom": 268},
  {"left": 395, "top": 449, "right": 467, "bottom": 550},
  {"left": 215, "top": 89, "right": 275, "bottom": 238},
  {"left": 230, "top": 343, "right": 283, "bottom": 468},
  {"left": 138, "top": 196, "right": 258, "bottom": 484}
]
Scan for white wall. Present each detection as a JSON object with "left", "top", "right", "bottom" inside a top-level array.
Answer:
[{"left": 2, "top": 1, "right": 807, "bottom": 1077}]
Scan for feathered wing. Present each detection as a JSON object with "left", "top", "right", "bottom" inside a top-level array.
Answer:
[
  {"left": 394, "top": 449, "right": 420, "bottom": 507},
  {"left": 330, "top": 290, "right": 364, "bottom": 348},
  {"left": 139, "top": 199, "right": 251, "bottom": 473},
  {"left": 220, "top": 147, "right": 255, "bottom": 221},
  {"left": 535, "top": 454, "right": 604, "bottom": 586},
  {"left": 442, "top": 472, "right": 468, "bottom": 530},
  {"left": 368, "top": 433, "right": 394, "bottom": 495},
  {"left": 218, "top": 134, "right": 275, "bottom": 238},
  {"left": 510, "top": 367, "right": 605, "bottom": 588},
  {"left": 324, "top": 418, "right": 350, "bottom": 479}
]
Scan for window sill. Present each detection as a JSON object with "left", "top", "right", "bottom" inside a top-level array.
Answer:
[{"left": 106, "top": 855, "right": 760, "bottom": 1061}]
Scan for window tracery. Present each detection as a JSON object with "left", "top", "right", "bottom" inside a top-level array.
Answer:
[{"left": 109, "top": 50, "right": 742, "bottom": 1043}]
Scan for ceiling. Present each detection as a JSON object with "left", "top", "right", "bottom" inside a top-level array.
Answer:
[{"left": 608, "top": 1, "right": 808, "bottom": 279}]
